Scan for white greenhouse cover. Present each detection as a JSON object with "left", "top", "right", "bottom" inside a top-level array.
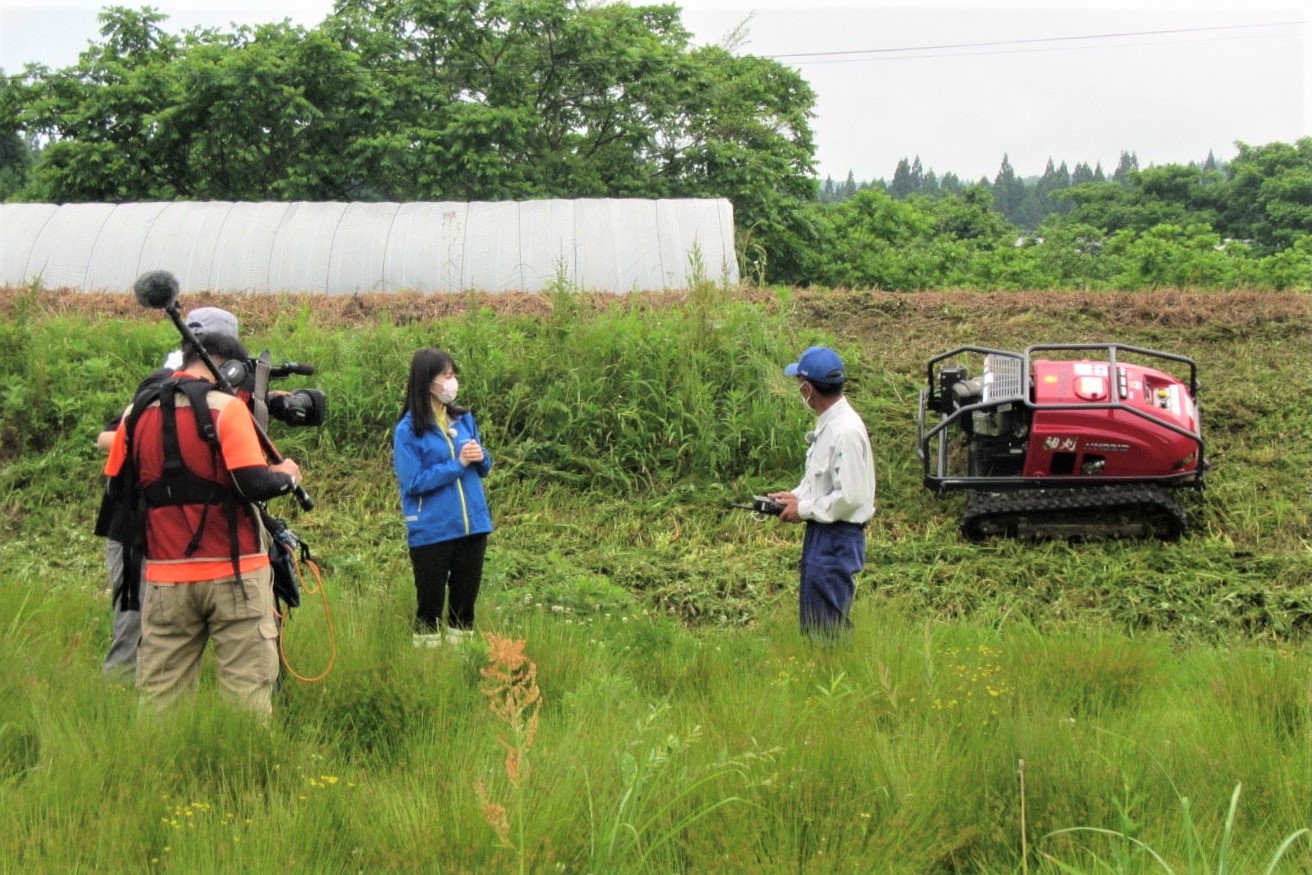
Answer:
[{"left": 0, "top": 199, "right": 739, "bottom": 294}]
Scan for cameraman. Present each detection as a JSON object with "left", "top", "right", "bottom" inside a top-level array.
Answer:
[
  {"left": 93, "top": 307, "right": 234, "bottom": 679},
  {"left": 102, "top": 317, "right": 301, "bottom": 714}
]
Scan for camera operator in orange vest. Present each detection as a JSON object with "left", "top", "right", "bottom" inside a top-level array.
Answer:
[{"left": 102, "top": 318, "right": 301, "bottom": 715}]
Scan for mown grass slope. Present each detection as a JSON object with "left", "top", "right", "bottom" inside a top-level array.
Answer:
[{"left": 4, "top": 285, "right": 1309, "bottom": 640}]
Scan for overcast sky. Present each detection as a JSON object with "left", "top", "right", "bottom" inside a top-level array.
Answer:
[{"left": 1, "top": 0, "right": 1306, "bottom": 183}]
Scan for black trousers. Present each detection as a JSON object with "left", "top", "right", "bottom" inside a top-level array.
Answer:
[{"left": 409, "top": 533, "right": 488, "bottom": 632}]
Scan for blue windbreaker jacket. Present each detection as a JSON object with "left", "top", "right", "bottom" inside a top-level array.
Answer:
[{"left": 393, "top": 409, "right": 493, "bottom": 548}]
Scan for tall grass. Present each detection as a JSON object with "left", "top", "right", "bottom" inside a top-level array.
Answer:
[{"left": 1, "top": 579, "right": 1309, "bottom": 872}]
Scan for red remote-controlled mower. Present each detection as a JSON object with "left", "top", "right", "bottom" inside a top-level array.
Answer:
[{"left": 917, "top": 343, "right": 1206, "bottom": 540}]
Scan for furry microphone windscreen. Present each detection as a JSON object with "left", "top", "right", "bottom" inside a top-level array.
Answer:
[{"left": 133, "top": 270, "right": 180, "bottom": 310}]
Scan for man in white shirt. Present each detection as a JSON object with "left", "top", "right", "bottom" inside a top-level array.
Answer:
[{"left": 769, "top": 346, "right": 876, "bottom": 636}]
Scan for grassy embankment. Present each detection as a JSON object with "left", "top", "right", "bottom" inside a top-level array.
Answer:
[{"left": 1, "top": 283, "right": 1310, "bottom": 873}]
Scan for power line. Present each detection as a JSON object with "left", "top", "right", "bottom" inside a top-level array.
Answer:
[
  {"left": 788, "top": 30, "right": 1300, "bottom": 68},
  {"left": 763, "top": 21, "right": 1304, "bottom": 63}
]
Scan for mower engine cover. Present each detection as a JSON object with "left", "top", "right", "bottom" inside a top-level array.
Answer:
[{"left": 1025, "top": 359, "right": 1202, "bottom": 478}]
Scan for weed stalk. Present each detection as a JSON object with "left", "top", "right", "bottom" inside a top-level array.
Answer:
[{"left": 476, "top": 634, "right": 542, "bottom": 875}]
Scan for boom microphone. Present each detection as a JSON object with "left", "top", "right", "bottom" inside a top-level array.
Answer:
[{"left": 133, "top": 270, "right": 180, "bottom": 310}]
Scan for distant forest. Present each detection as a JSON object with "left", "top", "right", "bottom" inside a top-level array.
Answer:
[
  {"left": 818, "top": 150, "right": 1208, "bottom": 231},
  {"left": 794, "top": 138, "right": 1311, "bottom": 291}
]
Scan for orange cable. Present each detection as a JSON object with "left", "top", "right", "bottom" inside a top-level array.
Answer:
[{"left": 276, "top": 557, "right": 337, "bottom": 683}]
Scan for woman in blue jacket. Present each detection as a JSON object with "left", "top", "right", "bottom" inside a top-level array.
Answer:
[{"left": 394, "top": 348, "right": 493, "bottom": 647}]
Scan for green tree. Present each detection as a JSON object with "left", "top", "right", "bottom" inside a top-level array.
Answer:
[
  {"left": 1033, "top": 158, "right": 1072, "bottom": 221},
  {"left": 802, "top": 186, "right": 1022, "bottom": 290},
  {"left": 0, "top": 76, "right": 34, "bottom": 199},
  {"left": 14, "top": 10, "right": 374, "bottom": 202},
  {"left": 667, "top": 43, "right": 817, "bottom": 281},
  {"left": 13, "top": 6, "right": 184, "bottom": 200},
  {"left": 1057, "top": 164, "right": 1219, "bottom": 237},
  {"left": 991, "top": 154, "right": 1027, "bottom": 225},
  {"left": 931, "top": 185, "right": 1013, "bottom": 242},
  {"left": 1071, "top": 161, "right": 1104, "bottom": 185},
  {"left": 840, "top": 170, "right": 857, "bottom": 200},
  {"left": 1111, "top": 150, "right": 1138, "bottom": 185},
  {"left": 1031, "top": 219, "right": 1114, "bottom": 289},
  {"left": 818, "top": 176, "right": 837, "bottom": 203},
  {"left": 1104, "top": 222, "right": 1241, "bottom": 289},
  {"left": 325, "top": 0, "right": 691, "bottom": 200},
  {"left": 801, "top": 188, "right": 935, "bottom": 289},
  {"left": 1254, "top": 234, "right": 1312, "bottom": 290},
  {"left": 888, "top": 157, "right": 915, "bottom": 199},
  {"left": 1219, "top": 138, "right": 1312, "bottom": 251},
  {"left": 153, "top": 23, "right": 375, "bottom": 200},
  {"left": 922, "top": 169, "right": 939, "bottom": 197},
  {"left": 321, "top": 0, "right": 818, "bottom": 256}
]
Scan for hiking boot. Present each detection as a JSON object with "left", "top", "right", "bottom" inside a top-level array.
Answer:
[{"left": 412, "top": 632, "right": 443, "bottom": 648}]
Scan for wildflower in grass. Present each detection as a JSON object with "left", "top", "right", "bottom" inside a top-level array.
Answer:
[
  {"left": 932, "top": 644, "right": 1011, "bottom": 720},
  {"left": 481, "top": 633, "right": 542, "bottom": 767},
  {"left": 162, "top": 800, "right": 215, "bottom": 831},
  {"left": 477, "top": 633, "right": 542, "bottom": 873},
  {"left": 306, "top": 774, "right": 340, "bottom": 790},
  {"left": 772, "top": 655, "right": 801, "bottom": 687}
]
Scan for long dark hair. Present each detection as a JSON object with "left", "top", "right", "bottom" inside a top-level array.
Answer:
[{"left": 401, "top": 347, "right": 460, "bottom": 437}]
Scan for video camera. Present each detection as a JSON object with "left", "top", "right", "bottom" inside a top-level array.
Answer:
[{"left": 218, "top": 356, "right": 328, "bottom": 428}]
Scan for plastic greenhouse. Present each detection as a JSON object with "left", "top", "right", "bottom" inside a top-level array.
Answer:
[{"left": 0, "top": 198, "right": 739, "bottom": 294}]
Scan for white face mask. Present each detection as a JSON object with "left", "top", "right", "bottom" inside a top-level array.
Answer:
[
  {"left": 433, "top": 376, "right": 459, "bottom": 405},
  {"left": 799, "top": 383, "right": 814, "bottom": 411}
]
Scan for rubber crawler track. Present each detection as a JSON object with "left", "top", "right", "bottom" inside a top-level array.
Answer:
[{"left": 960, "top": 484, "right": 1188, "bottom": 541}]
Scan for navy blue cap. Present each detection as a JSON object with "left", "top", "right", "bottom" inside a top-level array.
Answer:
[{"left": 784, "top": 346, "right": 845, "bottom": 384}]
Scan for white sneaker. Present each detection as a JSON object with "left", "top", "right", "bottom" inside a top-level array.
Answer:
[
  {"left": 444, "top": 627, "right": 475, "bottom": 646},
  {"left": 412, "top": 632, "right": 444, "bottom": 648}
]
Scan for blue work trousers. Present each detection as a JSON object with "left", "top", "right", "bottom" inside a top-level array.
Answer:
[{"left": 799, "top": 521, "right": 866, "bottom": 634}]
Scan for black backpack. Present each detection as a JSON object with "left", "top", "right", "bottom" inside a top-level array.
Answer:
[{"left": 103, "top": 377, "right": 245, "bottom": 608}]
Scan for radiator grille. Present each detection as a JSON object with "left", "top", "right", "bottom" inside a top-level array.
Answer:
[{"left": 983, "top": 354, "right": 1024, "bottom": 402}]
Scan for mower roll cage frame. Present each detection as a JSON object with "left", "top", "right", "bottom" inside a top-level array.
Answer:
[{"left": 917, "top": 342, "right": 1206, "bottom": 494}]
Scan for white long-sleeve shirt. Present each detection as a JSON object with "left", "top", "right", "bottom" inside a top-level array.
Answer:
[{"left": 793, "top": 396, "right": 876, "bottom": 524}]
